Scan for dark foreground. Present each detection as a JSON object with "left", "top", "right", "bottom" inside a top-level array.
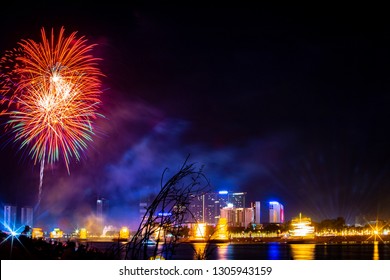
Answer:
[{"left": 0, "top": 233, "right": 115, "bottom": 260}]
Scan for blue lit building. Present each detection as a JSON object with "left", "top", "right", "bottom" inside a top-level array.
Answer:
[{"left": 269, "top": 201, "right": 284, "bottom": 224}]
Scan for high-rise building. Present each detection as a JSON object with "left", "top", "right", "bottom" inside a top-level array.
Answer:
[
  {"left": 188, "top": 191, "right": 247, "bottom": 225},
  {"left": 139, "top": 202, "right": 148, "bottom": 221},
  {"left": 220, "top": 206, "right": 253, "bottom": 228},
  {"left": 252, "top": 201, "right": 261, "bottom": 225},
  {"left": 269, "top": 201, "right": 284, "bottom": 223},
  {"left": 203, "top": 192, "right": 221, "bottom": 224},
  {"left": 96, "top": 197, "right": 109, "bottom": 235},
  {"left": 188, "top": 192, "right": 223, "bottom": 224},
  {"left": 228, "top": 192, "right": 247, "bottom": 208},
  {"left": 96, "top": 198, "right": 109, "bottom": 218},
  {"left": 220, "top": 206, "right": 236, "bottom": 227},
  {"left": 187, "top": 194, "right": 205, "bottom": 223},
  {"left": 4, "top": 205, "right": 17, "bottom": 230},
  {"left": 21, "top": 206, "right": 34, "bottom": 227},
  {"left": 217, "top": 191, "right": 229, "bottom": 207}
]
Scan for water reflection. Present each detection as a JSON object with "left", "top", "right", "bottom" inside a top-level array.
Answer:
[
  {"left": 87, "top": 241, "right": 389, "bottom": 260},
  {"left": 216, "top": 243, "right": 229, "bottom": 260},
  {"left": 192, "top": 242, "right": 206, "bottom": 259},
  {"left": 373, "top": 241, "right": 379, "bottom": 260},
  {"left": 192, "top": 242, "right": 216, "bottom": 260},
  {"left": 290, "top": 244, "right": 315, "bottom": 260},
  {"left": 268, "top": 243, "right": 281, "bottom": 260}
]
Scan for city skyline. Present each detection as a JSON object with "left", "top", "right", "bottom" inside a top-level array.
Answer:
[
  {"left": 1, "top": 188, "right": 385, "bottom": 233},
  {"left": 0, "top": 3, "right": 389, "bottom": 229}
]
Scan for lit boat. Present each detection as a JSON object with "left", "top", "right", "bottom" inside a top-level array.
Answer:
[{"left": 286, "top": 213, "right": 315, "bottom": 244}]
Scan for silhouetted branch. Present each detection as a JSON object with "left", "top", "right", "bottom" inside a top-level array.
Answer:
[{"left": 124, "top": 155, "right": 211, "bottom": 260}]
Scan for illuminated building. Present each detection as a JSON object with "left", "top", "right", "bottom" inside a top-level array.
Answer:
[
  {"left": 139, "top": 193, "right": 155, "bottom": 224},
  {"left": 190, "top": 222, "right": 207, "bottom": 241},
  {"left": 188, "top": 190, "right": 247, "bottom": 225},
  {"left": 96, "top": 197, "right": 109, "bottom": 219},
  {"left": 188, "top": 194, "right": 204, "bottom": 222},
  {"left": 228, "top": 192, "right": 247, "bottom": 208},
  {"left": 220, "top": 205, "right": 235, "bottom": 227},
  {"left": 50, "top": 228, "right": 64, "bottom": 239},
  {"left": 212, "top": 218, "right": 229, "bottom": 241},
  {"left": 32, "top": 228, "right": 44, "bottom": 239},
  {"left": 21, "top": 206, "right": 34, "bottom": 227},
  {"left": 139, "top": 202, "right": 148, "bottom": 222},
  {"left": 269, "top": 201, "right": 284, "bottom": 223},
  {"left": 95, "top": 197, "right": 109, "bottom": 234},
  {"left": 3, "top": 205, "right": 17, "bottom": 230},
  {"left": 188, "top": 192, "right": 223, "bottom": 225},
  {"left": 79, "top": 228, "right": 88, "bottom": 239},
  {"left": 119, "top": 226, "right": 130, "bottom": 240},
  {"left": 220, "top": 206, "right": 253, "bottom": 228},
  {"left": 252, "top": 201, "right": 261, "bottom": 225},
  {"left": 202, "top": 192, "right": 221, "bottom": 224}
]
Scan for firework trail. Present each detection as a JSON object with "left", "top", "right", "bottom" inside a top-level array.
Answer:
[{"left": 0, "top": 27, "right": 104, "bottom": 211}]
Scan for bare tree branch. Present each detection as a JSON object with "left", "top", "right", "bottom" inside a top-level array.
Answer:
[{"left": 122, "top": 155, "right": 211, "bottom": 260}]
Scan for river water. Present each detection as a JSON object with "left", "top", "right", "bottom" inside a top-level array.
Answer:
[{"left": 86, "top": 241, "right": 390, "bottom": 260}]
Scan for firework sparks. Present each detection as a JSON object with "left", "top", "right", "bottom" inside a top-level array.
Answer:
[{"left": 0, "top": 26, "right": 104, "bottom": 209}]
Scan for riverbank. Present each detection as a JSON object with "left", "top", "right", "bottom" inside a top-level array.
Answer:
[
  {"left": 226, "top": 235, "right": 390, "bottom": 244},
  {"left": 79, "top": 234, "right": 390, "bottom": 245}
]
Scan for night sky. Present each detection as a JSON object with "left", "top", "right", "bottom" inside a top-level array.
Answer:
[{"left": 0, "top": 3, "right": 389, "bottom": 229}]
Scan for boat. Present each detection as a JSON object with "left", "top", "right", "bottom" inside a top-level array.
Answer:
[{"left": 286, "top": 213, "right": 315, "bottom": 244}]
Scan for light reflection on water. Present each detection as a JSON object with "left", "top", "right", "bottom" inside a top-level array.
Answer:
[
  {"left": 190, "top": 242, "right": 230, "bottom": 260},
  {"left": 192, "top": 243, "right": 207, "bottom": 260},
  {"left": 216, "top": 243, "right": 229, "bottom": 260},
  {"left": 87, "top": 241, "right": 390, "bottom": 260},
  {"left": 268, "top": 242, "right": 282, "bottom": 260},
  {"left": 373, "top": 241, "right": 379, "bottom": 260},
  {"left": 290, "top": 244, "right": 316, "bottom": 260}
]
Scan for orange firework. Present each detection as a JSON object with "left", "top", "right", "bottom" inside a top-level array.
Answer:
[
  {"left": 0, "top": 27, "right": 104, "bottom": 207},
  {"left": 1, "top": 26, "right": 104, "bottom": 172}
]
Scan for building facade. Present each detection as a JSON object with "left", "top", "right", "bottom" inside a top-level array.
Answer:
[
  {"left": 96, "top": 198, "right": 109, "bottom": 219},
  {"left": 3, "top": 205, "right": 17, "bottom": 230},
  {"left": 269, "top": 201, "right": 284, "bottom": 223},
  {"left": 96, "top": 197, "right": 109, "bottom": 234},
  {"left": 252, "top": 201, "right": 261, "bottom": 225},
  {"left": 228, "top": 192, "right": 246, "bottom": 208},
  {"left": 220, "top": 206, "right": 253, "bottom": 228},
  {"left": 188, "top": 191, "right": 248, "bottom": 225},
  {"left": 21, "top": 206, "right": 34, "bottom": 227}
]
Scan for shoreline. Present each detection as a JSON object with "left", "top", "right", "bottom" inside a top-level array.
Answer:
[
  {"left": 41, "top": 234, "right": 390, "bottom": 246},
  {"left": 226, "top": 235, "right": 390, "bottom": 245},
  {"left": 178, "top": 235, "right": 390, "bottom": 245}
]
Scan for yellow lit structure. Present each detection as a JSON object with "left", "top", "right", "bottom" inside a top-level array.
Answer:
[
  {"left": 195, "top": 223, "right": 206, "bottom": 238},
  {"left": 287, "top": 213, "right": 315, "bottom": 243},
  {"left": 190, "top": 222, "right": 206, "bottom": 241},
  {"left": 192, "top": 242, "right": 208, "bottom": 259},
  {"left": 119, "top": 226, "right": 130, "bottom": 240},
  {"left": 79, "top": 228, "right": 87, "bottom": 239},
  {"left": 32, "top": 228, "right": 44, "bottom": 239},
  {"left": 49, "top": 228, "right": 64, "bottom": 239},
  {"left": 211, "top": 218, "right": 229, "bottom": 242},
  {"left": 154, "top": 226, "right": 165, "bottom": 241}
]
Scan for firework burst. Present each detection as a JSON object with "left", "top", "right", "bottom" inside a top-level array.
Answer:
[{"left": 0, "top": 26, "right": 104, "bottom": 208}]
